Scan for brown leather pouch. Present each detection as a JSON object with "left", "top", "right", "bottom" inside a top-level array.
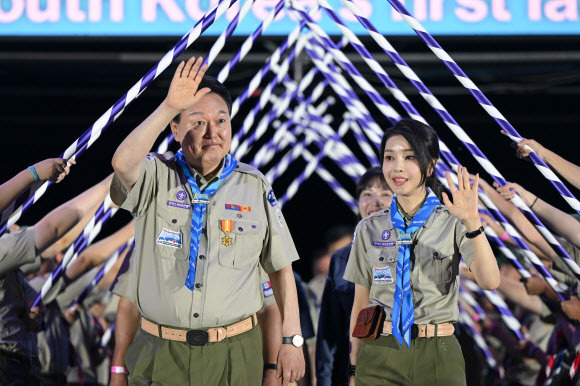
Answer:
[{"left": 352, "top": 305, "right": 385, "bottom": 340}]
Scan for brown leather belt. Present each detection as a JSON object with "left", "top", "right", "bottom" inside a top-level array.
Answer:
[
  {"left": 140, "top": 314, "right": 258, "bottom": 346},
  {"left": 382, "top": 322, "right": 454, "bottom": 339}
]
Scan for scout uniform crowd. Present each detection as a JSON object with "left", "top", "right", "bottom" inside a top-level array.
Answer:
[{"left": 0, "top": 57, "right": 579, "bottom": 386}]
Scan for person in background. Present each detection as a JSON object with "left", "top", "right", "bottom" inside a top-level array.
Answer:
[
  {"left": 316, "top": 167, "right": 393, "bottom": 386},
  {"left": 0, "top": 174, "right": 110, "bottom": 385}
]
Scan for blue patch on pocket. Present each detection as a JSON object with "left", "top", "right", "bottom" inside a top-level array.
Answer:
[
  {"left": 373, "top": 267, "right": 394, "bottom": 284},
  {"left": 156, "top": 228, "right": 183, "bottom": 249}
]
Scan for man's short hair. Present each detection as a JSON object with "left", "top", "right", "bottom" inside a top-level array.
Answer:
[{"left": 172, "top": 75, "right": 232, "bottom": 123}]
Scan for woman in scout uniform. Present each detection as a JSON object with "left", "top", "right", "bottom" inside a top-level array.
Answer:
[{"left": 344, "top": 119, "right": 500, "bottom": 385}]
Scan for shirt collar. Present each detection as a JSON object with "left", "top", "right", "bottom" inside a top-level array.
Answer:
[{"left": 188, "top": 159, "right": 225, "bottom": 192}]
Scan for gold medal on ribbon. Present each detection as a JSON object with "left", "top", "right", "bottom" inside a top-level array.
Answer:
[{"left": 220, "top": 219, "right": 233, "bottom": 247}]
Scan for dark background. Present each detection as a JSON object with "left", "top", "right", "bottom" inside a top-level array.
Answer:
[{"left": 1, "top": 34, "right": 579, "bottom": 281}]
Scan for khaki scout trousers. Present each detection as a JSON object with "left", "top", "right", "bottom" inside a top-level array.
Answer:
[
  {"left": 125, "top": 323, "right": 263, "bottom": 385},
  {"left": 355, "top": 334, "right": 466, "bottom": 386}
]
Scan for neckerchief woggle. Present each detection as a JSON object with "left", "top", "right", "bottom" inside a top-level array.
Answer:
[
  {"left": 175, "top": 150, "right": 238, "bottom": 290},
  {"left": 390, "top": 188, "right": 440, "bottom": 348}
]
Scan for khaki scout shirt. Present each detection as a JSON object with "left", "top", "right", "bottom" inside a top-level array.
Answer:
[
  {"left": 110, "top": 152, "right": 298, "bottom": 328},
  {"left": 0, "top": 228, "right": 38, "bottom": 355},
  {"left": 0, "top": 227, "right": 36, "bottom": 276},
  {"left": 344, "top": 205, "right": 475, "bottom": 325}
]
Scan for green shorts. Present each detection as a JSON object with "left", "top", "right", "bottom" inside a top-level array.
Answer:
[
  {"left": 126, "top": 323, "right": 263, "bottom": 385},
  {"left": 355, "top": 334, "right": 466, "bottom": 386}
]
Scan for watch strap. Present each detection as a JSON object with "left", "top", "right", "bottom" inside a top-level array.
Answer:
[
  {"left": 282, "top": 337, "right": 293, "bottom": 344},
  {"left": 465, "top": 226, "right": 485, "bottom": 239},
  {"left": 264, "top": 363, "right": 277, "bottom": 371}
]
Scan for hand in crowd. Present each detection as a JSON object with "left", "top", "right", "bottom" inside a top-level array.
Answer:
[
  {"left": 520, "top": 276, "right": 546, "bottom": 296},
  {"left": 276, "top": 345, "right": 305, "bottom": 385},
  {"left": 33, "top": 158, "right": 75, "bottom": 183},
  {"left": 493, "top": 181, "right": 536, "bottom": 207},
  {"left": 63, "top": 305, "right": 80, "bottom": 325},
  {"left": 561, "top": 296, "right": 580, "bottom": 321},
  {"left": 25, "top": 305, "right": 43, "bottom": 331},
  {"left": 501, "top": 130, "right": 547, "bottom": 161}
]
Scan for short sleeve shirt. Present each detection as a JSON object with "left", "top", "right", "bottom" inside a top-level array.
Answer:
[
  {"left": 548, "top": 237, "right": 580, "bottom": 296},
  {"left": 259, "top": 267, "right": 276, "bottom": 307},
  {"left": 0, "top": 228, "right": 38, "bottom": 355},
  {"left": 110, "top": 152, "right": 299, "bottom": 328},
  {"left": 344, "top": 205, "right": 475, "bottom": 325},
  {"left": 0, "top": 227, "right": 36, "bottom": 276}
]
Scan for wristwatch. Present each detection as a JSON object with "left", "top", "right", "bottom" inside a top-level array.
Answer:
[
  {"left": 465, "top": 226, "right": 485, "bottom": 239},
  {"left": 282, "top": 334, "right": 304, "bottom": 348}
]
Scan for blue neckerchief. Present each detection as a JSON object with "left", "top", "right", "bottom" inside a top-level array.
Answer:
[
  {"left": 390, "top": 189, "right": 440, "bottom": 348},
  {"left": 175, "top": 150, "right": 238, "bottom": 290}
]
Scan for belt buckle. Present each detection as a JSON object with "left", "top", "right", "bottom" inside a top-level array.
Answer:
[
  {"left": 186, "top": 330, "right": 209, "bottom": 346},
  {"left": 410, "top": 324, "right": 419, "bottom": 340}
]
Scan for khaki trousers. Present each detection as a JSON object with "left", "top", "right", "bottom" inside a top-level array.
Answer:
[
  {"left": 355, "top": 334, "right": 466, "bottom": 386},
  {"left": 126, "top": 323, "right": 263, "bottom": 385}
]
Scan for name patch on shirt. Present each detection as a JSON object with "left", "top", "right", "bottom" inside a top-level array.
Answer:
[
  {"left": 372, "top": 241, "right": 396, "bottom": 248},
  {"left": 156, "top": 228, "right": 183, "bottom": 249},
  {"left": 225, "top": 203, "right": 251, "bottom": 212},
  {"left": 167, "top": 200, "right": 191, "bottom": 210},
  {"left": 373, "top": 267, "right": 394, "bottom": 284},
  {"left": 262, "top": 281, "right": 274, "bottom": 298}
]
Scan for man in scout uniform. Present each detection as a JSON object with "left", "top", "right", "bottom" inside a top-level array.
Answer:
[{"left": 110, "top": 57, "right": 305, "bottom": 385}]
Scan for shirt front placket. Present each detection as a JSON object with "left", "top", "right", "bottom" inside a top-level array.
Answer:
[{"left": 187, "top": 167, "right": 220, "bottom": 329}]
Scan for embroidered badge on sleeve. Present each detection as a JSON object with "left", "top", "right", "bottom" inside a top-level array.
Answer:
[
  {"left": 267, "top": 189, "right": 277, "bottom": 207},
  {"left": 262, "top": 281, "right": 274, "bottom": 298}
]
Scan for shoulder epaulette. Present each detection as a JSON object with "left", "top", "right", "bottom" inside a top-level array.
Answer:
[
  {"left": 235, "top": 162, "right": 272, "bottom": 186},
  {"left": 361, "top": 209, "right": 389, "bottom": 224}
]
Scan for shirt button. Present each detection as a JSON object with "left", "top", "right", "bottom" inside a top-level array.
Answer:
[
  {"left": 238, "top": 227, "right": 243, "bottom": 232},
  {"left": 195, "top": 283, "right": 203, "bottom": 289},
  {"left": 193, "top": 313, "right": 199, "bottom": 318},
  {"left": 172, "top": 219, "right": 177, "bottom": 224},
  {"left": 199, "top": 255, "right": 206, "bottom": 260},
  {"left": 379, "top": 257, "right": 384, "bottom": 261}
]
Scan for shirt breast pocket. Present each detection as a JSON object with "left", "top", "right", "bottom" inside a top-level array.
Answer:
[
  {"left": 154, "top": 205, "right": 190, "bottom": 261},
  {"left": 217, "top": 219, "right": 263, "bottom": 270},
  {"left": 415, "top": 244, "right": 454, "bottom": 286},
  {"left": 365, "top": 247, "right": 398, "bottom": 286}
]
